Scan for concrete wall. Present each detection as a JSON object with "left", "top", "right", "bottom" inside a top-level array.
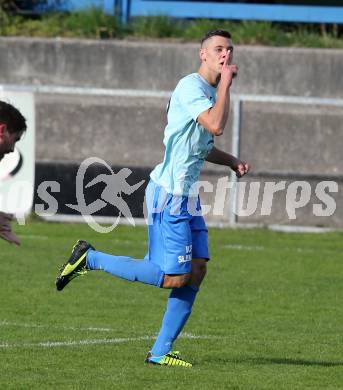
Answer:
[
  {"left": 35, "top": 93, "right": 168, "bottom": 167},
  {"left": 1, "top": 37, "right": 342, "bottom": 227},
  {"left": 1, "top": 37, "right": 343, "bottom": 97}
]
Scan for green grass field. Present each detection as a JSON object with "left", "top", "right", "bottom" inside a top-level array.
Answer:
[{"left": 1, "top": 221, "right": 343, "bottom": 389}]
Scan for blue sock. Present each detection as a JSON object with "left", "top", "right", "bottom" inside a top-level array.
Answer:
[
  {"left": 151, "top": 285, "right": 199, "bottom": 356},
  {"left": 86, "top": 250, "right": 164, "bottom": 287}
]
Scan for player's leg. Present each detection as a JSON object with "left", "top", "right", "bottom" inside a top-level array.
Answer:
[
  {"left": 55, "top": 239, "right": 165, "bottom": 291},
  {"left": 86, "top": 251, "right": 165, "bottom": 286},
  {"left": 148, "top": 206, "right": 209, "bottom": 365},
  {"left": 161, "top": 259, "right": 206, "bottom": 288},
  {"left": 55, "top": 182, "right": 190, "bottom": 291},
  {"left": 188, "top": 258, "right": 207, "bottom": 287},
  {"left": 81, "top": 180, "right": 170, "bottom": 287},
  {"left": 56, "top": 180, "right": 166, "bottom": 291},
  {"left": 149, "top": 258, "right": 206, "bottom": 359}
]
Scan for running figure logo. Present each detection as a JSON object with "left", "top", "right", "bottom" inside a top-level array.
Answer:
[{"left": 67, "top": 157, "right": 144, "bottom": 233}]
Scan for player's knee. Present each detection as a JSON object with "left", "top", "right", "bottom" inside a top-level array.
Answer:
[
  {"left": 191, "top": 261, "right": 207, "bottom": 286},
  {"left": 163, "top": 273, "right": 191, "bottom": 289}
]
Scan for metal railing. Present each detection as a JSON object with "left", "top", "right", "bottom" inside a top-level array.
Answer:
[{"left": 115, "top": 0, "right": 343, "bottom": 24}]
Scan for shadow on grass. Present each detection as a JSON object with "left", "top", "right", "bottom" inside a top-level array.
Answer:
[
  {"left": 206, "top": 356, "right": 343, "bottom": 367},
  {"left": 253, "top": 357, "right": 343, "bottom": 367}
]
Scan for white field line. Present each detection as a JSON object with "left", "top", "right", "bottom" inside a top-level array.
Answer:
[
  {"left": 0, "top": 320, "right": 116, "bottom": 332},
  {"left": 0, "top": 333, "right": 219, "bottom": 349},
  {"left": 17, "top": 235, "right": 338, "bottom": 254},
  {"left": 18, "top": 235, "right": 145, "bottom": 245},
  {"left": 0, "top": 320, "right": 220, "bottom": 349},
  {"left": 111, "top": 239, "right": 147, "bottom": 246},
  {"left": 11, "top": 232, "right": 341, "bottom": 256},
  {"left": 20, "top": 234, "right": 49, "bottom": 240},
  {"left": 0, "top": 336, "right": 153, "bottom": 349},
  {"left": 21, "top": 232, "right": 328, "bottom": 253},
  {"left": 18, "top": 232, "right": 330, "bottom": 254},
  {"left": 222, "top": 243, "right": 342, "bottom": 254},
  {"left": 223, "top": 244, "right": 264, "bottom": 251}
]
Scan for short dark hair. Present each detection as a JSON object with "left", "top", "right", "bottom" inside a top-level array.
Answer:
[
  {"left": 201, "top": 29, "right": 232, "bottom": 47},
  {"left": 0, "top": 101, "right": 27, "bottom": 134}
]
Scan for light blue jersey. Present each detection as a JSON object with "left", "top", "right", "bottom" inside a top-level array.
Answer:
[{"left": 150, "top": 73, "right": 216, "bottom": 196}]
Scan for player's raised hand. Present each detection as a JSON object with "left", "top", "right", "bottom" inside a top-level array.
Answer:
[
  {"left": 221, "top": 50, "right": 238, "bottom": 87},
  {"left": 234, "top": 161, "right": 250, "bottom": 178},
  {"left": 0, "top": 212, "right": 20, "bottom": 245}
]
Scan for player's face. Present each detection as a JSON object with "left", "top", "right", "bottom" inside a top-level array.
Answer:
[
  {"left": 0, "top": 124, "right": 23, "bottom": 160},
  {"left": 200, "top": 35, "right": 234, "bottom": 74}
]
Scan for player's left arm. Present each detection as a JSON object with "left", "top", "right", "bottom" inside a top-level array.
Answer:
[{"left": 206, "top": 146, "right": 250, "bottom": 178}]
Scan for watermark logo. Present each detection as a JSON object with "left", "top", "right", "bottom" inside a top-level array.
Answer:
[
  {"left": 194, "top": 178, "right": 338, "bottom": 220},
  {"left": 65, "top": 157, "right": 144, "bottom": 233},
  {"left": 1, "top": 156, "right": 340, "bottom": 232}
]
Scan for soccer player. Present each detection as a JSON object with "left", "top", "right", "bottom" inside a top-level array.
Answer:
[
  {"left": 56, "top": 30, "right": 249, "bottom": 367},
  {"left": 0, "top": 101, "right": 27, "bottom": 245}
]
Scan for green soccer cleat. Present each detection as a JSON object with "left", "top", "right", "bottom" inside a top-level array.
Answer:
[
  {"left": 145, "top": 351, "right": 192, "bottom": 368},
  {"left": 55, "top": 240, "right": 94, "bottom": 291}
]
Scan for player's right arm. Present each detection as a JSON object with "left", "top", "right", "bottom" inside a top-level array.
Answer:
[
  {"left": 197, "top": 50, "right": 237, "bottom": 136},
  {"left": 206, "top": 146, "right": 250, "bottom": 178}
]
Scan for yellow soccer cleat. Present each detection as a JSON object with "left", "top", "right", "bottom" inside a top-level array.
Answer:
[
  {"left": 145, "top": 351, "right": 192, "bottom": 368},
  {"left": 56, "top": 240, "right": 94, "bottom": 291}
]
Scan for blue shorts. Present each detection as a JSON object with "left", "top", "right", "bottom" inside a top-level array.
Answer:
[{"left": 145, "top": 180, "right": 210, "bottom": 275}]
